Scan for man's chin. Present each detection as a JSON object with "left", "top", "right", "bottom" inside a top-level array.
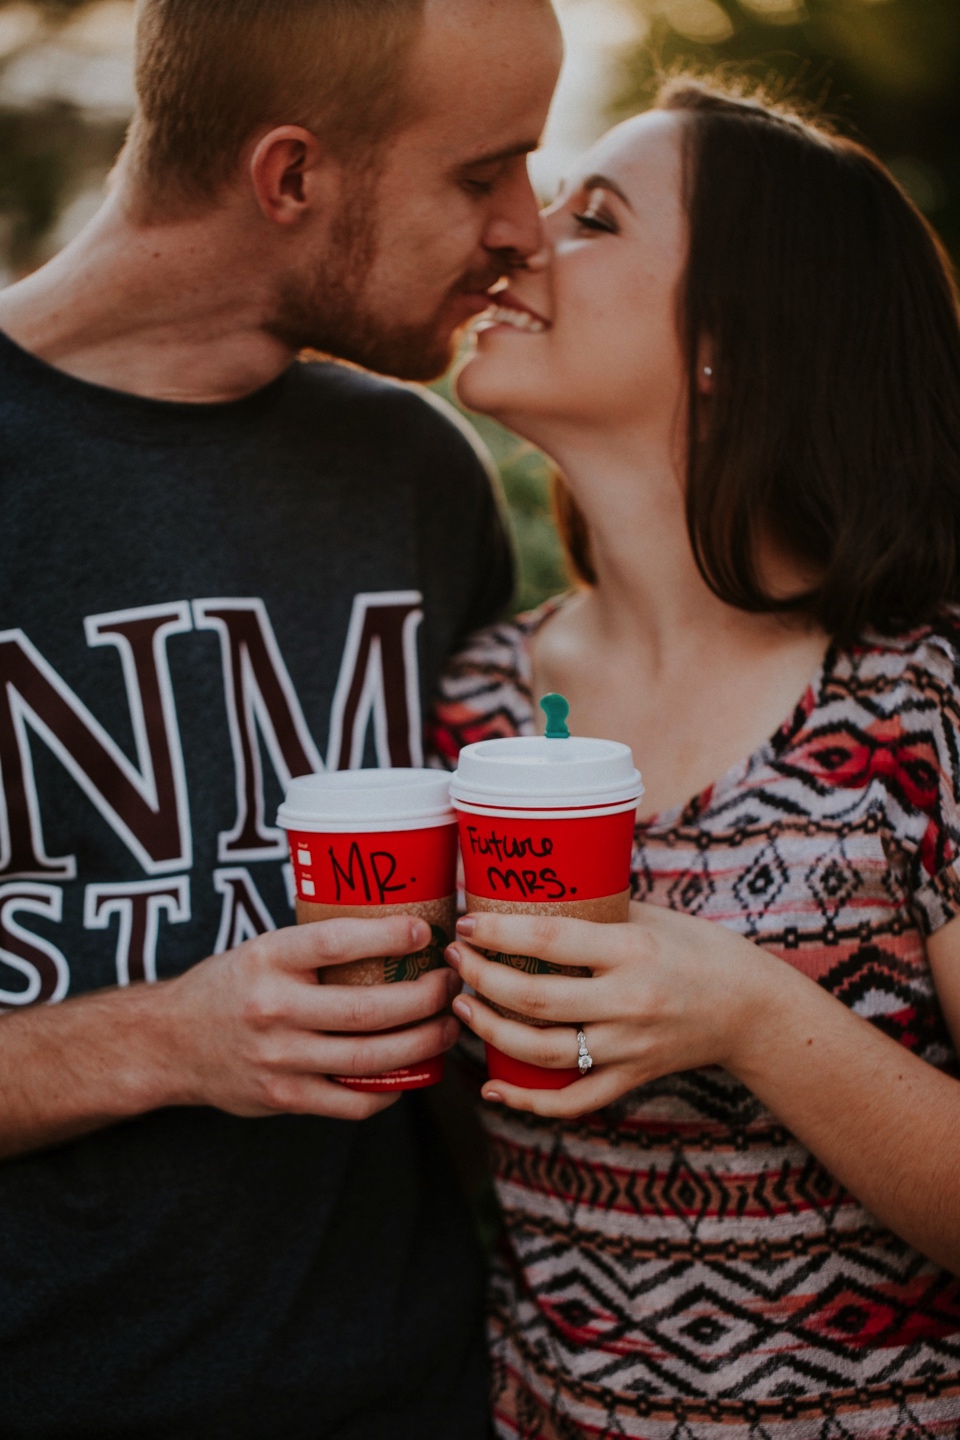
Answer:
[
  {"left": 291, "top": 321, "right": 462, "bottom": 385},
  {"left": 342, "top": 328, "right": 462, "bottom": 384}
]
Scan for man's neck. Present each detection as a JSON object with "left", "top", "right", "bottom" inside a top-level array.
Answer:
[{"left": 0, "top": 189, "right": 297, "bottom": 404}]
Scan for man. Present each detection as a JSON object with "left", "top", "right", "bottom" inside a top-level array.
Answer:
[{"left": 0, "top": 1, "right": 562, "bottom": 1435}]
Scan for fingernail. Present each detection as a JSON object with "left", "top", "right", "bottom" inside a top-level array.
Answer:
[
  {"left": 483, "top": 1088, "right": 504, "bottom": 1104},
  {"left": 411, "top": 919, "right": 430, "bottom": 946},
  {"left": 445, "top": 944, "right": 461, "bottom": 969},
  {"left": 457, "top": 916, "right": 477, "bottom": 937},
  {"left": 452, "top": 996, "right": 472, "bottom": 1023}
]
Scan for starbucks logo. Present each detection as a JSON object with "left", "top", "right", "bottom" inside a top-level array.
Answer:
[{"left": 383, "top": 925, "right": 448, "bottom": 984}]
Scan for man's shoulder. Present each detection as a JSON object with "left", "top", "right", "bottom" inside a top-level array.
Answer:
[{"left": 292, "top": 360, "right": 495, "bottom": 475}]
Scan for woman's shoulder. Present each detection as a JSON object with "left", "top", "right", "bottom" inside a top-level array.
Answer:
[
  {"left": 829, "top": 608, "right": 960, "bottom": 709},
  {"left": 823, "top": 610, "right": 960, "bottom": 932},
  {"left": 790, "top": 612, "right": 960, "bottom": 793},
  {"left": 440, "top": 593, "right": 572, "bottom": 690},
  {"left": 428, "top": 596, "right": 569, "bottom": 765},
  {"left": 778, "top": 608, "right": 960, "bottom": 836}
]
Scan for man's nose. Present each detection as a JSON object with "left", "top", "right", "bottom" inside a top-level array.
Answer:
[{"left": 482, "top": 163, "right": 544, "bottom": 261}]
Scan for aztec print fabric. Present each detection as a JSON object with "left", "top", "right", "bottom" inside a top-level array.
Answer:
[{"left": 430, "top": 600, "right": 960, "bottom": 1440}]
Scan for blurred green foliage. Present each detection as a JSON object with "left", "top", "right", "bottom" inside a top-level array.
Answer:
[
  {"left": 0, "top": 111, "right": 65, "bottom": 259},
  {"left": 0, "top": 106, "right": 124, "bottom": 270}
]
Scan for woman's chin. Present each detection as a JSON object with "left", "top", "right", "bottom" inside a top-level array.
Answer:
[
  {"left": 453, "top": 353, "right": 498, "bottom": 415},
  {"left": 454, "top": 350, "right": 528, "bottom": 421}
]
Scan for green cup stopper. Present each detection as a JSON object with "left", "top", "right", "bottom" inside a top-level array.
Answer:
[{"left": 541, "top": 693, "right": 571, "bottom": 739}]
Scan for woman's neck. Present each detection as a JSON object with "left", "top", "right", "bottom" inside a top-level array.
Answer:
[
  {"left": 522, "top": 422, "right": 830, "bottom": 819},
  {"left": 541, "top": 423, "right": 797, "bottom": 670}
]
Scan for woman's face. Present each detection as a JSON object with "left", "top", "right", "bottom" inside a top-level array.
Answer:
[{"left": 456, "top": 110, "right": 690, "bottom": 435}]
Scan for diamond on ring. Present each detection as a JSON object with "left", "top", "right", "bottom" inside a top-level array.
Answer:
[{"left": 576, "top": 1029, "right": 593, "bottom": 1074}]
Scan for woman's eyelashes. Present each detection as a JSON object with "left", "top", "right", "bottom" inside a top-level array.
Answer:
[{"left": 572, "top": 207, "right": 618, "bottom": 235}]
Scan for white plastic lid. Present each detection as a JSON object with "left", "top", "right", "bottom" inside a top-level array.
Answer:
[
  {"left": 450, "top": 736, "right": 643, "bottom": 809},
  {"left": 277, "top": 769, "right": 454, "bottom": 833}
]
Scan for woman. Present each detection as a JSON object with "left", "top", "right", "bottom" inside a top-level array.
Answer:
[{"left": 431, "top": 82, "right": 960, "bottom": 1438}]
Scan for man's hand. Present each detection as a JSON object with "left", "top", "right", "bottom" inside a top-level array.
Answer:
[
  {"left": 161, "top": 916, "right": 462, "bottom": 1121},
  {"left": 0, "top": 916, "right": 463, "bottom": 1158}
]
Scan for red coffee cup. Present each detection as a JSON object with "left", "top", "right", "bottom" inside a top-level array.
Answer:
[
  {"left": 451, "top": 734, "right": 642, "bottom": 1089},
  {"left": 277, "top": 770, "right": 457, "bottom": 1092}
]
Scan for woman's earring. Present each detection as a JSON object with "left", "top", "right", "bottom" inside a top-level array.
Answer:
[{"left": 702, "top": 366, "right": 713, "bottom": 377}]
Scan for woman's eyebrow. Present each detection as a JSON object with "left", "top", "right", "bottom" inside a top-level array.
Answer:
[{"left": 580, "top": 173, "right": 634, "bottom": 212}]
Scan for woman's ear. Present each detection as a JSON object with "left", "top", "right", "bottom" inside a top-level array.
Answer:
[{"left": 696, "top": 338, "right": 716, "bottom": 397}]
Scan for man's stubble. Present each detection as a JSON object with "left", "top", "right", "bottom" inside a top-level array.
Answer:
[{"left": 268, "top": 170, "right": 480, "bottom": 383}]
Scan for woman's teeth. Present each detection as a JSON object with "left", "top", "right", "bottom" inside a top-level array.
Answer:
[{"left": 488, "top": 305, "right": 549, "bottom": 333}]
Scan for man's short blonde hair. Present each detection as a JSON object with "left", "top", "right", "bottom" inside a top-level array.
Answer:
[{"left": 126, "top": 0, "right": 425, "bottom": 210}]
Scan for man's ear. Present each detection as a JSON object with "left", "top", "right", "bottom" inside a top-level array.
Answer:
[{"left": 250, "top": 126, "right": 330, "bottom": 226}]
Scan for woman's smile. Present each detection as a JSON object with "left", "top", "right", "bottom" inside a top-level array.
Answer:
[{"left": 480, "top": 289, "right": 552, "bottom": 334}]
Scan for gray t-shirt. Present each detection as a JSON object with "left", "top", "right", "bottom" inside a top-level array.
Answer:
[{"left": 0, "top": 330, "right": 512, "bottom": 1438}]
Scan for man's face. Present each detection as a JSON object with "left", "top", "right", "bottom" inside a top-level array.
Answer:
[{"left": 274, "top": 0, "right": 563, "bottom": 380}]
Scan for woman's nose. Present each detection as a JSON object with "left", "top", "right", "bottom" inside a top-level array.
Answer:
[{"left": 523, "top": 241, "right": 551, "bottom": 272}]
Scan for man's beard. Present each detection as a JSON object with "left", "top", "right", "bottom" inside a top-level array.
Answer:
[{"left": 268, "top": 189, "right": 484, "bottom": 382}]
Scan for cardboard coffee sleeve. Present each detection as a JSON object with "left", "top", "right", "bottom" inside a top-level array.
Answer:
[{"left": 278, "top": 771, "right": 457, "bottom": 1092}]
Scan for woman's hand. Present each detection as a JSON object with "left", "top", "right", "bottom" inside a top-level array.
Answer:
[
  {"left": 449, "top": 905, "right": 960, "bottom": 1271},
  {"left": 446, "top": 903, "right": 787, "bottom": 1117}
]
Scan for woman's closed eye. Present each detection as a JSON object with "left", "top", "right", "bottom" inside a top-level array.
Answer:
[{"left": 572, "top": 208, "right": 618, "bottom": 235}]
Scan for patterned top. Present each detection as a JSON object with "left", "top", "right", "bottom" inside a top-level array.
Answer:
[{"left": 430, "top": 599, "right": 960, "bottom": 1440}]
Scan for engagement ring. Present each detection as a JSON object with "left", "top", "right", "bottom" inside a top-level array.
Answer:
[{"left": 576, "top": 1029, "right": 593, "bottom": 1074}]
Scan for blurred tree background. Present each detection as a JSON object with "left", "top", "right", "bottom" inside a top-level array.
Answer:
[
  {"left": 0, "top": 0, "right": 957, "bottom": 613},
  {"left": 619, "top": 0, "right": 960, "bottom": 264}
]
